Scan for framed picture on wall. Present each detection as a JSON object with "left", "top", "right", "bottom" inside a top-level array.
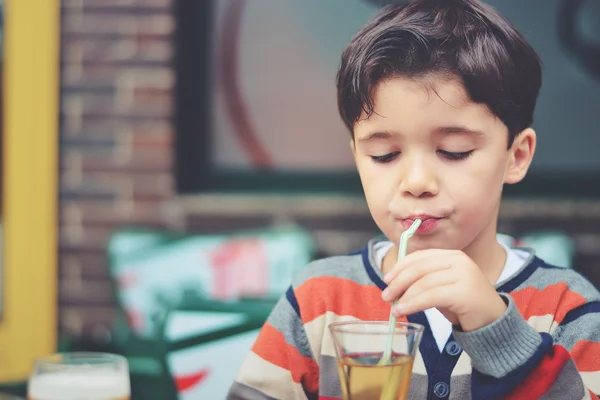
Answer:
[
  {"left": 173, "top": 0, "right": 380, "bottom": 194},
  {"left": 174, "top": 0, "right": 600, "bottom": 198}
]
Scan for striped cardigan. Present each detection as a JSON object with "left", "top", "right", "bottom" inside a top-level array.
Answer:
[{"left": 228, "top": 238, "right": 600, "bottom": 399}]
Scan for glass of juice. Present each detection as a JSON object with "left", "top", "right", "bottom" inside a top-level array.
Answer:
[
  {"left": 27, "top": 352, "right": 130, "bottom": 400},
  {"left": 329, "top": 321, "right": 424, "bottom": 400}
]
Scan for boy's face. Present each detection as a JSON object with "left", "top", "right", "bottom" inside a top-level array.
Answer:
[{"left": 352, "top": 76, "right": 535, "bottom": 254}]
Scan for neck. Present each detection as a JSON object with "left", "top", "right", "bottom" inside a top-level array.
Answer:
[{"left": 463, "top": 230, "right": 507, "bottom": 285}]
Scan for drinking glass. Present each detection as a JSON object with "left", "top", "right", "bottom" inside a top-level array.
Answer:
[
  {"left": 27, "top": 352, "right": 130, "bottom": 400},
  {"left": 329, "top": 321, "right": 424, "bottom": 400}
]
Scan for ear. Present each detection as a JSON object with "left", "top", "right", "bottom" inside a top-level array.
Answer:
[
  {"left": 504, "top": 128, "right": 536, "bottom": 184},
  {"left": 350, "top": 139, "right": 356, "bottom": 158}
]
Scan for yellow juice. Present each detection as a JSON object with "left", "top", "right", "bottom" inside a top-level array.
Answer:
[{"left": 337, "top": 353, "right": 414, "bottom": 400}]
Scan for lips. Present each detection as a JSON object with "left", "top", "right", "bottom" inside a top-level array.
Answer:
[{"left": 399, "top": 215, "right": 444, "bottom": 233}]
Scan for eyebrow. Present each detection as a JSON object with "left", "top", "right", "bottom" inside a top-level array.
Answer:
[
  {"left": 434, "top": 126, "right": 485, "bottom": 136},
  {"left": 357, "top": 130, "right": 401, "bottom": 143},
  {"left": 357, "top": 126, "right": 484, "bottom": 143}
]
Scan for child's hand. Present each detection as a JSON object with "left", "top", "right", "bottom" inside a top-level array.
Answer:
[{"left": 381, "top": 249, "right": 507, "bottom": 332}]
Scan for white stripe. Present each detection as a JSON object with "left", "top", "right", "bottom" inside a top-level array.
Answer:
[
  {"left": 452, "top": 351, "right": 472, "bottom": 376},
  {"left": 582, "top": 387, "right": 592, "bottom": 400},
  {"left": 526, "top": 314, "right": 559, "bottom": 334},
  {"left": 304, "top": 312, "right": 360, "bottom": 360},
  {"left": 237, "top": 352, "right": 308, "bottom": 400},
  {"left": 413, "top": 349, "right": 427, "bottom": 375},
  {"left": 581, "top": 371, "right": 600, "bottom": 395}
]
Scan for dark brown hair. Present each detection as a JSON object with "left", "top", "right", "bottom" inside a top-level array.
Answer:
[{"left": 337, "top": 0, "right": 542, "bottom": 147}]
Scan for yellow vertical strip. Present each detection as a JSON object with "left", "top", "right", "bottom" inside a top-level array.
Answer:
[{"left": 0, "top": 0, "right": 60, "bottom": 382}]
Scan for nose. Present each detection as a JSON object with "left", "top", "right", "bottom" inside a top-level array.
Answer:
[{"left": 397, "top": 153, "right": 438, "bottom": 198}]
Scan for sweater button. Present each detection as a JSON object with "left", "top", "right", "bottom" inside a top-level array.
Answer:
[
  {"left": 433, "top": 382, "right": 450, "bottom": 398},
  {"left": 445, "top": 341, "right": 462, "bottom": 356}
]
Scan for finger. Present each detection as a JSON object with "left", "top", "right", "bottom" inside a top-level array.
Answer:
[
  {"left": 383, "top": 248, "right": 458, "bottom": 283},
  {"left": 398, "top": 269, "right": 457, "bottom": 306},
  {"left": 382, "top": 260, "right": 451, "bottom": 302},
  {"left": 392, "top": 284, "right": 455, "bottom": 317},
  {"left": 383, "top": 249, "right": 447, "bottom": 284}
]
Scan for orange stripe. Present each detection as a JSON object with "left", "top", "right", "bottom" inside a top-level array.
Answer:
[
  {"left": 510, "top": 283, "right": 587, "bottom": 323},
  {"left": 252, "top": 322, "right": 319, "bottom": 393},
  {"left": 571, "top": 340, "right": 600, "bottom": 372},
  {"left": 295, "top": 276, "right": 398, "bottom": 323}
]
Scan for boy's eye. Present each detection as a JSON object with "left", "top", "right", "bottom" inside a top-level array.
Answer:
[
  {"left": 438, "top": 150, "right": 474, "bottom": 161},
  {"left": 370, "top": 152, "right": 400, "bottom": 163}
]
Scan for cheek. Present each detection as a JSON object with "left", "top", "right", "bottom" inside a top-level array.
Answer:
[
  {"left": 447, "top": 156, "right": 506, "bottom": 212},
  {"left": 357, "top": 163, "right": 394, "bottom": 215}
]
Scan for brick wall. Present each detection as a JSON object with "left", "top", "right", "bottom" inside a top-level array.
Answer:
[{"left": 59, "top": 0, "right": 175, "bottom": 336}]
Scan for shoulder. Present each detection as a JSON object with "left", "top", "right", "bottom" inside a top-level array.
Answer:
[
  {"left": 523, "top": 257, "right": 600, "bottom": 303},
  {"left": 505, "top": 257, "right": 600, "bottom": 332},
  {"left": 291, "top": 250, "right": 370, "bottom": 289},
  {"left": 289, "top": 236, "right": 390, "bottom": 288},
  {"left": 285, "top": 241, "right": 390, "bottom": 324}
]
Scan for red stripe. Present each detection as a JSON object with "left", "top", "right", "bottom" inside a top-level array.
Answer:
[
  {"left": 589, "top": 389, "right": 600, "bottom": 399},
  {"left": 510, "top": 283, "right": 587, "bottom": 323},
  {"left": 571, "top": 340, "right": 600, "bottom": 372},
  {"left": 252, "top": 322, "right": 319, "bottom": 392},
  {"left": 504, "top": 345, "right": 571, "bottom": 399},
  {"left": 295, "top": 276, "right": 400, "bottom": 323}
]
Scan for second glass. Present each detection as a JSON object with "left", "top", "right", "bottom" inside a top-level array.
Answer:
[{"left": 27, "top": 352, "right": 130, "bottom": 400}]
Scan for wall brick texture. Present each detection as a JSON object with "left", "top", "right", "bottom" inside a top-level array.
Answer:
[{"left": 59, "top": 0, "right": 175, "bottom": 335}]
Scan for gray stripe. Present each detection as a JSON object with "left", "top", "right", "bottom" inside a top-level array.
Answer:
[
  {"left": 268, "top": 295, "right": 314, "bottom": 359},
  {"left": 449, "top": 375, "right": 472, "bottom": 400},
  {"left": 366, "top": 237, "right": 393, "bottom": 282},
  {"left": 554, "top": 312, "right": 600, "bottom": 351},
  {"left": 407, "top": 373, "right": 428, "bottom": 399},
  {"left": 320, "top": 355, "right": 342, "bottom": 398},
  {"left": 227, "top": 382, "right": 279, "bottom": 400},
  {"left": 292, "top": 252, "right": 379, "bottom": 289},
  {"left": 510, "top": 266, "right": 600, "bottom": 303},
  {"left": 543, "top": 359, "right": 585, "bottom": 400}
]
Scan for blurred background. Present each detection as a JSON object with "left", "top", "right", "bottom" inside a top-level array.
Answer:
[{"left": 0, "top": 0, "right": 599, "bottom": 398}]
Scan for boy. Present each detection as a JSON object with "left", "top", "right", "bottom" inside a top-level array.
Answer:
[{"left": 228, "top": 0, "right": 600, "bottom": 399}]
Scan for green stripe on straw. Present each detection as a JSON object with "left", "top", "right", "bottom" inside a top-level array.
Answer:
[{"left": 378, "top": 218, "right": 422, "bottom": 366}]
